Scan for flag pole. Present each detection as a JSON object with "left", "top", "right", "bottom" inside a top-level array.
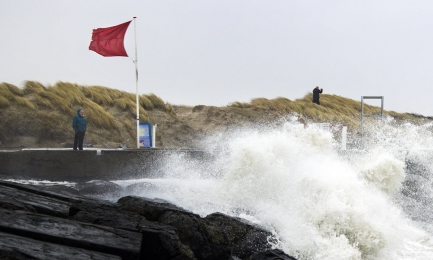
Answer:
[{"left": 133, "top": 17, "right": 140, "bottom": 149}]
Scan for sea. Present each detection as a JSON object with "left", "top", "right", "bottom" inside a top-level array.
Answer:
[{"left": 14, "top": 117, "right": 433, "bottom": 259}]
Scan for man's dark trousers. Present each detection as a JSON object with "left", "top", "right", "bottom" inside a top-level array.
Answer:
[{"left": 73, "top": 131, "right": 85, "bottom": 150}]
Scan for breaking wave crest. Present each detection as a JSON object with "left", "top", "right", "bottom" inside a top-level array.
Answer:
[{"left": 117, "top": 117, "right": 433, "bottom": 260}]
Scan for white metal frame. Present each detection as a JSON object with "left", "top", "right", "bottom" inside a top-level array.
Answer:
[{"left": 361, "top": 96, "right": 384, "bottom": 146}]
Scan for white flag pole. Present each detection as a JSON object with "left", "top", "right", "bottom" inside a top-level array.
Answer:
[{"left": 133, "top": 17, "right": 140, "bottom": 149}]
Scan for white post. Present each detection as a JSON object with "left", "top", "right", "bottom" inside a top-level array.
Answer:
[
  {"left": 152, "top": 124, "right": 157, "bottom": 148},
  {"left": 342, "top": 125, "right": 347, "bottom": 150},
  {"left": 133, "top": 17, "right": 140, "bottom": 148}
]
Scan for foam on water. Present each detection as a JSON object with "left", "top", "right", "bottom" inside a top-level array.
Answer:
[{"left": 113, "top": 118, "right": 433, "bottom": 260}]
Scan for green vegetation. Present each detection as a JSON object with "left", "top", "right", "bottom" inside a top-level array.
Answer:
[{"left": 0, "top": 81, "right": 430, "bottom": 148}]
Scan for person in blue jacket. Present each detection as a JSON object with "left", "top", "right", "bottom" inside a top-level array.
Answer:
[
  {"left": 312, "top": 86, "right": 323, "bottom": 105},
  {"left": 72, "top": 108, "right": 87, "bottom": 150}
]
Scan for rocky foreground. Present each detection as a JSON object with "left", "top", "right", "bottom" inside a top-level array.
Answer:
[{"left": 0, "top": 180, "right": 297, "bottom": 260}]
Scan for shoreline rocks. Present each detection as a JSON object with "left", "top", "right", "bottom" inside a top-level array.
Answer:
[{"left": 0, "top": 180, "right": 297, "bottom": 260}]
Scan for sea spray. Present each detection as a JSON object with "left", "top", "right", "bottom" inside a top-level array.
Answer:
[
  {"left": 358, "top": 151, "right": 406, "bottom": 195},
  {"left": 113, "top": 119, "right": 433, "bottom": 259},
  {"left": 211, "top": 124, "right": 412, "bottom": 259}
]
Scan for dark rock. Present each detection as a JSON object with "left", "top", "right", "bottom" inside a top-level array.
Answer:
[
  {"left": 0, "top": 181, "right": 299, "bottom": 260},
  {"left": 124, "top": 181, "right": 158, "bottom": 195},
  {"left": 117, "top": 196, "right": 214, "bottom": 259},
  {"left": 76, "top": 180, "right": 123, "bottom": 197},
  {"left": 0, "top": 184, "right": 71, "bottom": 218},
  {"left": 0, "top": 180, "right": 105, "bottom": 217},
  {"left": 41, "top": 184, "right": 81, "bottom": 196},
  {"left": 0, "top": 208, "right": 142, "bottom": 260},
  {"left": 0, "top": 197, "right": 37, "bottom": 213},
  {"left": 0, "top": 231, "right": 122, "bottom": 260},
  {"left": 69, "top": 200, "right": 146, "bottom": 231},
  {"left": 248, "top": 249, "right": 297, "bottom": 260},
  {"left": 117, "top": 196, "right": 192, "bottom": 221},
  {"left": 158, "top": 209, "right": 215, "bottom": 260},
  {"left": 203, "top": 212, "right": 274, "bottom": 259},
  {"left": 117, "top": 196, "right": 281, "bottom": 260},
  {"left": 69, "top": 199, "right": 196, "bottom": 259},
  {"left": 141, "top": 225, "right": 196, "bottom": 260},
  {"left": 0, "top": 180, "right": 87, "bottom": 203}
]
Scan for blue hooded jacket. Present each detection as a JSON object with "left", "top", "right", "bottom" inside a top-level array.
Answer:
[{"left": 72, "top": 108, "right": 87, "bottom": 132}]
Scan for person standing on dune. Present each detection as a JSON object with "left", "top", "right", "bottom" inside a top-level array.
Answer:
[
  {"left": 312, "top": 86, "right": 323, "bottom": 105},
  {"left": 72, "top": 108, "right": 87, "bottom": 150}
]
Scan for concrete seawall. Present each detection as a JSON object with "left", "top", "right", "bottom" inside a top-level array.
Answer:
[{"left": 0, "top": 149, "right": 209, "bottom": 181}]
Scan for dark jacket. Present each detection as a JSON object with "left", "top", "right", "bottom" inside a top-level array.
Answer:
[
  {"left": 313, "top": 88, "right": 323, "bottom": 101},
  {"left": 72, "top": 108, "right": 87, "bottom": 132}
]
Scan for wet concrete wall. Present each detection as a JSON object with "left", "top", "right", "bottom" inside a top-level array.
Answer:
[{"left": 0, "top": 149, "right": 209, "bottom": 181}]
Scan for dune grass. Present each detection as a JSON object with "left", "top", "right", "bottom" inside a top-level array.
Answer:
[
  {"left": 23, "top": 81, "right": 47, "bottom": 94},
  {"left": 0, "top": 81, "right": 174, "bottom": 147},
  {"left": 229, "top": 93, "right": 424, "bottom": 131},
  {"left": 0, "top": 80, "right": 429, "bottom": 148},
  {"left": 0, "top": 96, "right": 9, "bottom": 108}
]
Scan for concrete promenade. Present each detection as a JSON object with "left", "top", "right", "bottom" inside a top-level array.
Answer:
[{"left": 0, "top": 148, "right": 208, "bottom": 181}]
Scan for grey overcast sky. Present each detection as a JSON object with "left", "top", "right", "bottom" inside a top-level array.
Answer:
[{"left": 1, "top": 1, "right": 433, "bottom": 116}]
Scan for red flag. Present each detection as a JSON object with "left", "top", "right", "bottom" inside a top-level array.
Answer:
[{"left": 89, "top": 21, "right": 131, "bottom": 57}]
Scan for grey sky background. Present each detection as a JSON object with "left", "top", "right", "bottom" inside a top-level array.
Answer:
[{"left": 1, "top": 1, "right": 433, "bottom": 116}]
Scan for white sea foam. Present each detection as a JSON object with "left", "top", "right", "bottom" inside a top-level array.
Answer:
[{"left": 113, "top": 118, "right": 433, "bottom": 260}]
